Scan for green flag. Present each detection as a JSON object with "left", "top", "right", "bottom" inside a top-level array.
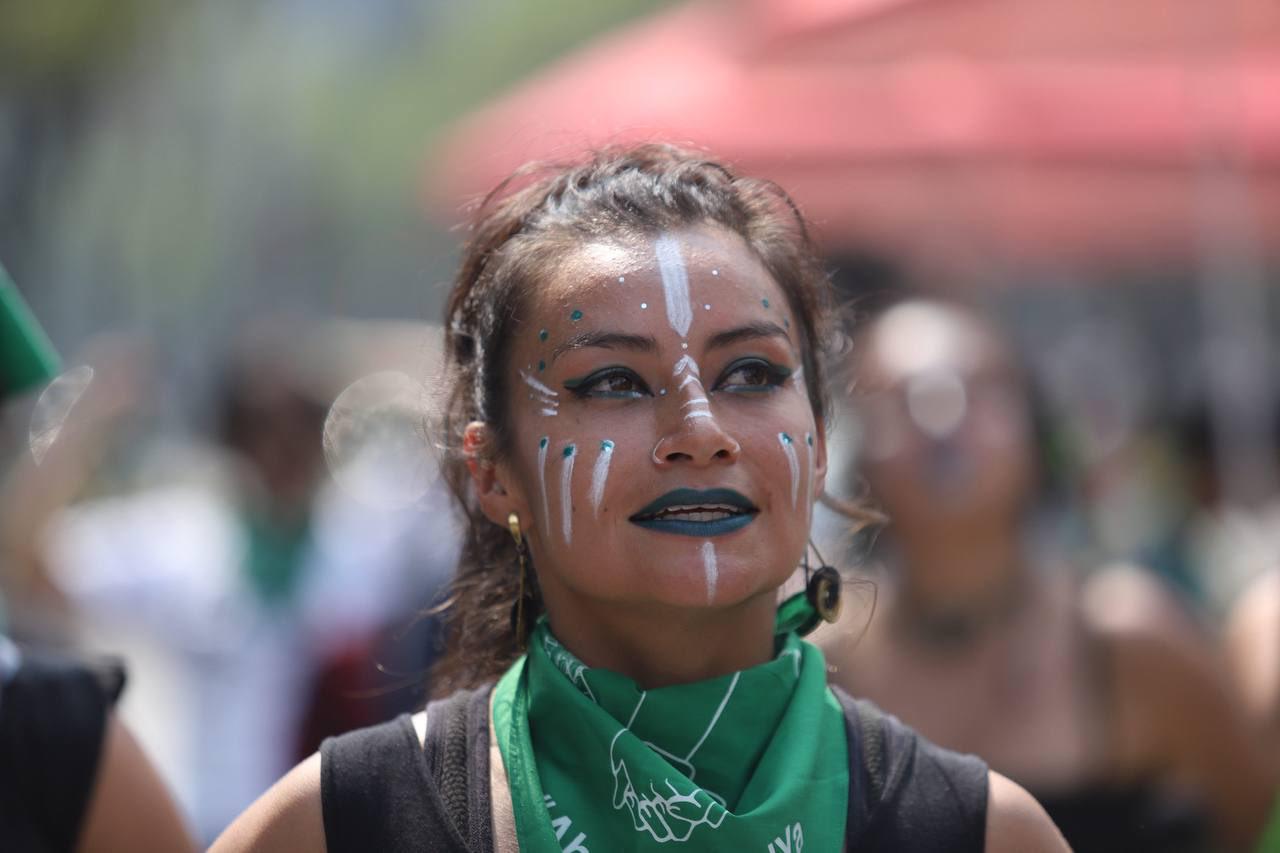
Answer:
[{"left": 0, "top": 261, "right": 61, "bottom": 398}]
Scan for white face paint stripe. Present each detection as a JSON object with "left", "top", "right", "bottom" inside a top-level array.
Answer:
[
  {"left": 522, "top": 372, "right": 558, "bottom": 397},
  {"left": 540, "top": 408, "right": 558, "bottom": 417},
  {"left": 803, "top": 432, "right": 813, "bottom": 514},
  {"left": 537, "top": 437, "right": 550, "bottom": 538},
  {"left": 701, "top": 541, "right": 718, "bottom": 604},
  {"left": 560, "top": 445, "right": 575, "bottom": 544},
  {"left": 779, "top": 433, "right": 800, "bottom": 509},
  {"left": 792, "top": 365, "right": 805, "bottom": 386},
  {"left": 672, "top": 355, "right": 700, "bottom": 377},
  {"left": 589, "top": 440, "right": 614, "bottom": 518},
  {"left": 678, "top": 374, "right": 699, "bottom": 390},
  {"left": 685, "top": 410, "right": 714, "bottom": 420},
  {"left": 655, "top": 234, "right": 692, "bottom": 339},
  {"left": 680, "top": 397, "right": 710, "bottom": 408}
]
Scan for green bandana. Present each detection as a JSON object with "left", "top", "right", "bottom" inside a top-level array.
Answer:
[
  {"left": 0, "top": 262, "right": 61, "bottom": 399},
  {"left": 493, "top": 621, "right": 848, "bottom": 852}
]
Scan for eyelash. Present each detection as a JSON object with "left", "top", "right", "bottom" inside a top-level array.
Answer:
[{"left": 564, "top": 358, "right": 792, "bottom": 400}]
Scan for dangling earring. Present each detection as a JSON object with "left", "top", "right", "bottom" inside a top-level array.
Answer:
[
  {"left": 508, "top": 512, "right": 533, "bottom": 651},
  {"left": 774, "top": 540, "right": 843, "bottom": 636}
]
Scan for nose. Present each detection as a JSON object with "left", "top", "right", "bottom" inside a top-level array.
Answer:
[{"left": 652, "top": 379, "right": 741, "bottom": 467}]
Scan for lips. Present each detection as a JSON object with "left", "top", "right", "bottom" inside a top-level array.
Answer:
[{"left": 629, "top": 488, "right": 758, "bottom": 537}]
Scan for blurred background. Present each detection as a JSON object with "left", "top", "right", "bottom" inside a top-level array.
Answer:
[{"left": 2, "top": 0, "right": 1279, "bottom": 847}]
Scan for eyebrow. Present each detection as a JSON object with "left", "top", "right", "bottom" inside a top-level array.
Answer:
[
  {"left": 551, "top": 331, "right": 656, "bottom": 363},
  {"left": 706, "top": 321, "right": 793, "bottom": 352}
]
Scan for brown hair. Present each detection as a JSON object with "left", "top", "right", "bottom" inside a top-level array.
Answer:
[{"left": 430, "top": 143, "right": 861, "bottom": 696}]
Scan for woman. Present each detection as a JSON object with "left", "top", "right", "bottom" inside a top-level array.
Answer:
[
  {"left": 820, "top": 298, "right": 1275, "bottom": 851},
  {"left": 214, "top": 146, "right": 1065, "bottom": 851}
]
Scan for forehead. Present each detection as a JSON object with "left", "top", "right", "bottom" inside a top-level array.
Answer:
[
  {"left": 862, "top": 304, "right": 1015, "bottom": 389},
  {"left": 532, "top": 224, "right": 780, "bottom": 315}
]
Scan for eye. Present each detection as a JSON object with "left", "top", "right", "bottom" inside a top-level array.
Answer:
[
  {"left": 564, "top": 367, "right": 651, "bottom": 399},
  {"left": 715, "top": 357, "right": 793, "bottom": 393}
]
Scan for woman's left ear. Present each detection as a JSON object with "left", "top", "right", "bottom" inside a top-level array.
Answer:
[{"left": 463, "top": 421, "right": 519, "bottom": 526}]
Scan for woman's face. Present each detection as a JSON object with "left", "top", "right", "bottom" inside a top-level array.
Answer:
[
  {"left": 855, "top": 304, "right": 1033, "bottom": 526},
  {"left": 478, "top": 224, "right": 826, "bottom": 616}
]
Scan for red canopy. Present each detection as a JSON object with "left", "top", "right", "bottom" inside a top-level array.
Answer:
[{"left": 427, "top": 0, "right": 1280, "bottom": 274}]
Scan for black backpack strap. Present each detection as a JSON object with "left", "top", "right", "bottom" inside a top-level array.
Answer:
[
  {"left": 832, "top": 686, "right": 989, "bottom": 852},
  {"left": 321, "top": 685, "right": 495, "bottom": 853},
  {"left": 422, "top": 686, "right": 494, "bottom": 852}
]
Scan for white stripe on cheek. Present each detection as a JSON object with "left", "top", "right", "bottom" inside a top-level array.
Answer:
[
  {"left": 803, "top": 432, "right": 813, "bottom": 517},
  {"left": 702, "top": 541, "right": 718, "bottom": 604},
  {"left": 560, "top": 444, "right": 576, "bottom": 544},
  {"left": 655, "top": 234, "right": 692, "bottom": 339},
  {"left": 589, "top": 440, "right": 614, "bottom": 518},
  {"left": 779, "top": 432, "right": 800, "bottom": 509},
  {"left": 537, "top": 436, "right": 550, "bottom": 538},
  {"left": 522, "top": 373, "right": 558, "bottom": 397}
]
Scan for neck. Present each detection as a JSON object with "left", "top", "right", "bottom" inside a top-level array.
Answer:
[
  {"left": 541, "top": 591, "right": 778, "bottom": 689},
  {"left": 891, "top": 517, "right": 1026, "bottom": 623}
]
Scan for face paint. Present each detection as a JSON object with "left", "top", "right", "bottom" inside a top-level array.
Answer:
[
  {"left": 803, "top": 433, "right": 814, "bottom": 515},
  {"left": 539, "top": 329, "right": 549, "bottom": 342},
  {"left": 655, "top": 233, "right": 692, "bottom": 339},
  {"left": 561, "top": 444, "right": 576, "bottom": 544},
  {"left": 537, "top": 436, "right": 550, "bottom": 537},
  {"left": 570, "top": 309, "right": 584, "bottom": 322},
  {"left": 701, "top": 540, "right": 718, "bottom": 603},
  {"left": 524, "top": 370, "right": 559, "bottom": 417},
  {"left": 672, "top": 355, "right": 700, "bottom": 378},
  {"left": 779, "top": 432, "right": 799, "bottom": 509},
  {"left": 523, "top": 371, "right": 558, "bottom": 399},
  {"left": 589, "top": 439, "right": 615, "bottom": 518}
]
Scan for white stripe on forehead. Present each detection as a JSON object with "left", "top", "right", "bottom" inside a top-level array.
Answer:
[{"left": 655, "top": 233, "right": 693, "bottom": 339}]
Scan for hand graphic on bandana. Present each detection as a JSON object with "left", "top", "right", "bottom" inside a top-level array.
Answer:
[{"left": 610, "top": 733, "right": 728, "bottom": 843}]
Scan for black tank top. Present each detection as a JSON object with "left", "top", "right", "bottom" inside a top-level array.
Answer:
[
  {"left": 321, "top": 684, "right": 989, "bottom": 852},
  {"left": 0, "top": 645, "right": 126, "bottom": 853}
]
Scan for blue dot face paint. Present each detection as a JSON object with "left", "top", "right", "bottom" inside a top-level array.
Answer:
[
  {"left": 538, "top": 360, "right": 546, "bottom": 372},
  {"left": 540, "top": 436, "right": 549, "bottom": 449},
  {"left": 539, "top": 329, "right": 549, "bottom": 342},
  {"left": 570, "top": 309, "right": 583, "bottom": 322},
  {"left": 762, "top": 298, "right": 770, "bottom": 309},
  {"left": 563, "top": 444, "right": 575, "bottom": 458}
]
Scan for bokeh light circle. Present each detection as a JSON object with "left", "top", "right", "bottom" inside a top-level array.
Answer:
[
  {"left": 322, "top": 371, "right": 436, "bottom": 509},
  {"left": 29, "top": 365, "right": 95, "bottom": 465}
]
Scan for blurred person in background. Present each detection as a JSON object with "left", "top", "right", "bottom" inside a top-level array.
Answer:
[
  {"left": 819, "top": 297, "right": 1276, "bottom": 852},
  {"left": 0, "top": 268, "right": 194, "bottom": 851},
  {"left": 0, "top": 321, "right": 458, "bottom": 845}
]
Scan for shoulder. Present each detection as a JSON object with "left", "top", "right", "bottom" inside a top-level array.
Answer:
[
  {"left": 210, "top": 753, "right": 324, "bottom": 853},
  {"left": 78, "top": 713, "right": 198, "bottom": 853},
  {"left": 1226, "top": 569, "right": 1280, "bottom": 724},
  {"left": 836, "top": 690, "right": 989, "bottom": 850},
  {"left": 1080, "top": 564, "right": 1221, "bottom": 717},
  {"left": 1079, "top": 562, "right": 1220, "bottom": 719},
  {"left": 984, "top": 772, "right": 1069, "bottom": 853}
]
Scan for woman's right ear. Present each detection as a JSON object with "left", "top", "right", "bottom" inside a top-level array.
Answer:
[{"left": 463, "top": 422, "right": 517, "bottom": 525}]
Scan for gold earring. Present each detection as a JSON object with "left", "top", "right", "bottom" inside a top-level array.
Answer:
[{"left": 508, "top": 512, "right": 530, "bottom": 650}]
